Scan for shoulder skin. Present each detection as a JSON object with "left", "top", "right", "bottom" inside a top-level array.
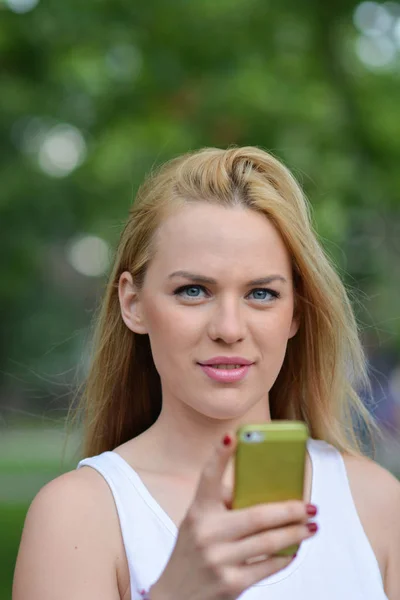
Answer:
[
  {"left": 343, "top": 453, "right": 400, "bottom": 599},
  {"left": 12, "top": 466, "right": 127, "bottom": 600}
]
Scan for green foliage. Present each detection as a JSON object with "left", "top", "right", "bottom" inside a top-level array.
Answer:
[{"left": 1, "top": 0, "right": 400, "bottom": 413}]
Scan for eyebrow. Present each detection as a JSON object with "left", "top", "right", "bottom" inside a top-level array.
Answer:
[{"left": 168, "top": 271, "right": 287, "bottom": 286}]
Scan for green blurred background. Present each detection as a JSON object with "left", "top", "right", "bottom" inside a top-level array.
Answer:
[{"left": 1, "top": 0, "right": 400, "bottom": 597}]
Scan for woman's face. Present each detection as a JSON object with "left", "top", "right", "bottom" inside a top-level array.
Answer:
[{"left": 119, "top": 202, "right": 298, "bottom": 421}]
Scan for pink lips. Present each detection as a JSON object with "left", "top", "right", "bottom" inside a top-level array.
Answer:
[
  {"left": 198, "top": 357, "right": 254, "bottom": 383},
  {"left": 199, "top": 364, "right": 252, "bottom": 382}
]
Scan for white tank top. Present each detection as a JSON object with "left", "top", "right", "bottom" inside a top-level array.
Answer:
[{"left": 77, "top": 438, "right": 388, "bottom": 600}]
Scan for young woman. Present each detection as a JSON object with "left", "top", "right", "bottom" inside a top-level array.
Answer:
[{"left": 13, "top": 147, "right": 400, "bottom": 599}]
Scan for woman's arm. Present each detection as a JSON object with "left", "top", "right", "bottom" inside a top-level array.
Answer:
[
  {"left": 13, "top": 468, "right": 122, "bottom": 600},
  {"left": 384, "top": 477, "right": 400, "bottom": 599},
  {"left": 344, "top": 453, "right": 400, "bottom": 599}
]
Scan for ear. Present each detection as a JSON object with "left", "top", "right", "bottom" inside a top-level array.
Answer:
[
  {"left": 118, "top": 271, "right": 148, "bottom": 335},
  {"left": 288, "top": 315, "right": 299, "bottom": 339},
  {"left": 288, "top": 295, "right": 301, "bottom": 339}
]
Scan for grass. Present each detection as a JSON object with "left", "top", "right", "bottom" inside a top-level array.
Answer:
[{"left": 0, "top": 504, "right": 29, "bottom": 600}]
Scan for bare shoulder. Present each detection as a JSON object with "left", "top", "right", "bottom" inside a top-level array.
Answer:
[
  {"left": 342, "top": 452, "right": 400, "bottom": 597},
  {"left": 343, "top": 451, "right": 400, "bottom": 516},
  {"left": 13, "top": 467, "right": 126, "bottom": 600}
]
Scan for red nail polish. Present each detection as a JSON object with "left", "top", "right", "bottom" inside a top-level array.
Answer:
[
  {"left": 223, "top": 434, "right": 232, "bottom": 446},
  {"left": 306, "top": 503, "right": 317, "bottom": 516},
  {"left": 293, "top": 552, "right": 297, "bottom": 558},
  {"left": 307, "top": 522, "right": 318, "bottom": 534}
]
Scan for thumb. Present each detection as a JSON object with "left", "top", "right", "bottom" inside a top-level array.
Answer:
[{"left": 194, "top": 432, "right": 237, "bottom": 509}]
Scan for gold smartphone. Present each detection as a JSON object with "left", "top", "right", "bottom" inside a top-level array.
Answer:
[{"left": 232, "top": 421, "right": 309, "bottom": 556}]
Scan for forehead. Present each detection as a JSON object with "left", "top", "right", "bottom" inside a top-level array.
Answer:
[{"left": 149, "top": 203, "right": 292, "bottom": 278}]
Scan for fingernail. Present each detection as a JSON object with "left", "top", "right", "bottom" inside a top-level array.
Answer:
[
  {"left": 223, "top": 434, "right": 232, "bottom": 446},
  {"left": 306, "top": 503, "right": 317, "bottom": 516},
  {"left": 307, "top": 522, "right": 318, "bottom": 534}
]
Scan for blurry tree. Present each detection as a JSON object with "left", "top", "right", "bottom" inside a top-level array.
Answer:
[{"left": 0, "top": 0, "right": 399, "bottom": 419}]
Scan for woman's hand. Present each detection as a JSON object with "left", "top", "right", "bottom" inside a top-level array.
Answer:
[{"left": 149, "top": 433, "right": 317, "bottom": 600}]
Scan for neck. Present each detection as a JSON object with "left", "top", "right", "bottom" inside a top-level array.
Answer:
[{"left": 133, "top": 392, "right": 271, "bottom": 479}]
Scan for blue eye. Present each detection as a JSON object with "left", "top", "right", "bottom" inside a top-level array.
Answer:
[
  {"left": 250, "top": 289, "right": 278, "bottom": 302},
  {"left": 174, "top": 285, "right": 206, "bottom": 299}
]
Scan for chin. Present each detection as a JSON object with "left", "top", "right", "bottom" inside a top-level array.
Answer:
[
  {"left": 198, "top": 408, "right": 246, "bottom": 421},
  {"left": 191, "top": 395, "right": 254, "bottom": 421}
]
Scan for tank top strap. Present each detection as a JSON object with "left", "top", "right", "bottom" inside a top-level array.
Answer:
[
  {"left": 77, "top": 452, "right": 137, "bottom": 564},
  {"left": 77, "top": 451, "right": 176, "bottom": 598}
]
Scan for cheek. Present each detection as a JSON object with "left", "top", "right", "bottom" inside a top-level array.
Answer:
[
  {"left": 254, "top": 311, "right": 294, "bottom": 381},
  {"left": 144, "top": 299, "right": 199, "bottom": 352},
  {"left": 256, "top": 305, "right": 295, "bottom": 338}
]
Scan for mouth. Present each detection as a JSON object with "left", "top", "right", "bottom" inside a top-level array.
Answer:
[
  {"left": 202, "top": 363, "right": 245, "bottom": 370},
  {"left": 198, "top": 356, "right": 254, "bottom": 367},
  {"left": 197, "top": 363, "right": 253, "bottom": 382}
]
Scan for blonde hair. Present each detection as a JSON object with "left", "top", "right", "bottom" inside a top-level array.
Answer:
[{"left": 71, "top": 146, "right": 381, "bottom": 459}]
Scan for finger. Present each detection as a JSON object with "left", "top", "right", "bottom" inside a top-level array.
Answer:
[
  {"left": 213, "top": 554, "right": 294, "bottom": 597},
  {"left": 240, "top": 554, "right": 295, "bottom": 589},
  {"left": 211, "top": 500, "right": 312, "bottom": 542},
  {"left": 193, "top": 432, "right": 237, "bottom": 509},
  {"left": 222, "top": 483, "right": 233, "bottom": 510},
  {"left": 220, "top": 521, "right": 316, "bottom": 565}
]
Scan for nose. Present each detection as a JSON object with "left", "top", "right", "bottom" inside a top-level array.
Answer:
[{"left": 207, "top": 297, "right": 246, "bottom": 344}]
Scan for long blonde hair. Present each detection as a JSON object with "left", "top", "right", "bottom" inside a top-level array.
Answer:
[{"left": 71, "top": 146, "right": 381, "bottom": 459}]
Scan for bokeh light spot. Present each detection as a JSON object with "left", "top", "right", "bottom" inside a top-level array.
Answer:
[
  {"left": 355, "top": 34, "right": 396, "bottom": 67},
  {"left": 353, "top": 2, "right": 394, "bottom": 36},
  {"left": 66, "top": 235, "right": 111, "bottom": 277},
  {"left": 394, "top": 18, "right": 400, "bottom": 46},
  {"left": 5, "top": 0, "right": 39, "bottom": 13},
  {"left": 38, "top": 124, "right": 87, "bottom": 178}
]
